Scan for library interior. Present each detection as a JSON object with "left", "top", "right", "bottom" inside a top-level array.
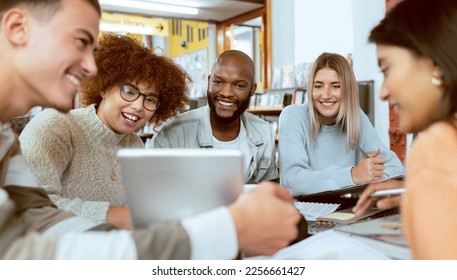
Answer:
[{"left": 2, "top": 0, "right": 456, "bottom": 262}]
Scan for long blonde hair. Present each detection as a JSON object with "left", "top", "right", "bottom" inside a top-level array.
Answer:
[{"left": 307, "top": 52, "right": 360, "bottom": 147}]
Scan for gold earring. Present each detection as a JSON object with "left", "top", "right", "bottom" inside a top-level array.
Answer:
[{"left": 431, "top": 71, "right": 443, "bottom": 87}]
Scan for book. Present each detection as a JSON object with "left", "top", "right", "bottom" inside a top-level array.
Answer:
[
  {"left": 295, "top": 62, "right": 312, "bottom": 88},
  {"left": 336, "top": 213, "right": 403, "bottom": 237},
  {"left": 280, "top": 65, "right": 295, "bottom": 88}
]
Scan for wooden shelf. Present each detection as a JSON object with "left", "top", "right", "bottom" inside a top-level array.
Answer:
[{"left": 247, "top": 108, "right": 283, "bottom": 115}]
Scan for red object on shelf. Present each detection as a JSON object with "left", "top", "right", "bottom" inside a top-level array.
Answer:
[{"left": 388, "top": 103, "right": 406, "bottom": 164}]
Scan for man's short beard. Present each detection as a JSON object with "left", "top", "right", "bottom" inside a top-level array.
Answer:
[{"left": 207, "top": 89, "right": 250, "bottom": 124}]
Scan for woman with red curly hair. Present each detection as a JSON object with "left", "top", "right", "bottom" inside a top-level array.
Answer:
[{"left": 19, "top": 34, "right": 189, "bottom": 229}]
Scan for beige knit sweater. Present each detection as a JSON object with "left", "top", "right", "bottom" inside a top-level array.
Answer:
[
  {"left": 403, "top": 120, "right": 457, "bottom": 259},
  {"left": 19, "top": 105, "right": 144, "bottom": 224}
]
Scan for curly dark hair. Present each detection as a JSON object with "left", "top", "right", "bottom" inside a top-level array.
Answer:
[{"left": 80, "top": 34, "right": 189, "bottom": 123}]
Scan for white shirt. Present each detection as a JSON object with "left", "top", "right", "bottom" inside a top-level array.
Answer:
[
  {"left": 212, "top": 121, "right": 252, "bottom": 181},
  {"left": 51, "top": 206, "right": 238, "bottom": 260}
]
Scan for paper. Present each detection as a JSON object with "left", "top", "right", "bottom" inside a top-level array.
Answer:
[
  {"left": 319, "top": 207, "right": 386, "bottom": 224},
  {"left": 378, "top": 173, "right": 405, "bottom": 183},
  {"left": 294, "top": 201, "right": 340, "bottom": 221},
  {"left": 246, "top": 230, "right": 392, "bottom": 260},
  {"left": 321, "top": 212, "right": 356, "bottom": 221}
]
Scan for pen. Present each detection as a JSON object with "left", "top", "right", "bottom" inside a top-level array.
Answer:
[
  {"left": 370, "top": 188, "right": 406, "bottom": 198},
  {"left": 351, "top": 140, "right": 370, "bottom": 158}
]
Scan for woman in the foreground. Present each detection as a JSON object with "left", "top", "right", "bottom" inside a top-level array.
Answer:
[{"left": 368, "top": 0, "right": 457, "bottom": 259}]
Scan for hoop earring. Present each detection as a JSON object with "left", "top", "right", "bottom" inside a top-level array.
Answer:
[{"left": 431, "top": 71, "right": 443, "bottom": 87}]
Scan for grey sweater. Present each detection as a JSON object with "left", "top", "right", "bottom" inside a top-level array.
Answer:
[
  {"left": 19, "top": 105, "right": 144, "bottom": 224},
  {"left": 278, "top": 104, "right": 404, "bottom": 195}
]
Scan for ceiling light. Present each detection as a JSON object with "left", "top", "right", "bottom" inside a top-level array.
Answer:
[{"left": 99, "top": 0, "right": 199, "bottom": 15}]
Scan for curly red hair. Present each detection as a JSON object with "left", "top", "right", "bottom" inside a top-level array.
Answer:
[{"left": 80, "top": 34, "right": 189, "bottom": 123}]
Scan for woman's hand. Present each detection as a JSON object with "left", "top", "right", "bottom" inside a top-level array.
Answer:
[
  {"left": 352, "top": 179, "right": 404, "bottom": 217},
  {"left": 351, "top": 148, "right": 386, "bottom": 185}
]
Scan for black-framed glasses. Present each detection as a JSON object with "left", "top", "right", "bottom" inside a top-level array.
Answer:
[{"left": 119, "top": 83, "right": 160, "bottom": 111}]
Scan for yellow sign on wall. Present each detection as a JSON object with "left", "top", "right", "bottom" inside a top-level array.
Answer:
[
  {"left": 169, "top": 19, "right": 209, "bottom": 57},
  {"left": 100, "top": 12, "right": 168, "bottom": 36}
]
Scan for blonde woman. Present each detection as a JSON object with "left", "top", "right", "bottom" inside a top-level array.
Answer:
[{"left": 278, "top": 52, "right": 404, "bottom": 195}]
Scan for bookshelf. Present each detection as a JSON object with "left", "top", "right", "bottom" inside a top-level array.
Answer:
[
  {"left": 247, "top": 87, "right": 307, "bottom": 144},
  {"left": 248, "top": 87, "right": 307, "bottom": 113},
  {"left": 246, "top": 108, "right": 282, "bottom": 115}
]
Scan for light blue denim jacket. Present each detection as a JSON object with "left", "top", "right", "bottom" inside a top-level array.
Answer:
[{"left": 149, "top": 106, "right": 278, "bottom": 183}]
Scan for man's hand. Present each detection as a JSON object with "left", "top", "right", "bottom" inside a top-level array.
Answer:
[
  {"left": 351, "top": 148, "right": 386, "bottom": 185},
  {"left": 229, "top": 181, "right": 301, "bottom": 256},
  {"left": 107, "top": 206, "right": 132, "bottom": 230},
  {"left": 352, "top": 179, "right": 404, "bottom": 217}
]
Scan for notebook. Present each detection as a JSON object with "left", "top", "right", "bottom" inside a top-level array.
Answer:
[
  {"left": 117, "top": 148, "right": 244, "bottom": 228},
  {"left": 318, "top": 207, "right": 386, "bottom": 224}
]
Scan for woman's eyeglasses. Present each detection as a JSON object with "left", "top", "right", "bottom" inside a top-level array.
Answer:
[{"left": 119, "top": 83, "right": 159, "bottom": 111}]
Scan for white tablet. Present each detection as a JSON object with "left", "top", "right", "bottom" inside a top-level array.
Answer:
[{"left": 117, "top": 148, "right": 243, "bottom": 228}]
